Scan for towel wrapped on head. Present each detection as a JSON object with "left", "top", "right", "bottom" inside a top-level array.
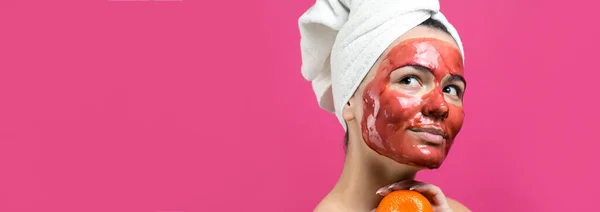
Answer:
[{"left": 299, "top": 0, "right": 465, "bottom": 131}]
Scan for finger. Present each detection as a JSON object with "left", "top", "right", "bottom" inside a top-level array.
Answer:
[
  {"left": 376, "top": 180, "right": 419, "bottom": 196},
  {"left": 409, "top": 184, "right": 449, "bottom": 206}
]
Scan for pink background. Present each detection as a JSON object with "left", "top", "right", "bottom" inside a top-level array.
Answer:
[{"left": 1, "top": 0, "right": 599, "bottom": 211}]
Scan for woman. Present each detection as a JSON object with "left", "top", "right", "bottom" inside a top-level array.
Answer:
[{"left": 299, "top": 0, "right": 471, "bottom": 211}]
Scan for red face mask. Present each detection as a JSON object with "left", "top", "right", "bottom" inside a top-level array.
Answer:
[{"left": 361, "top": 38, "right": 465, "bottom": 169}]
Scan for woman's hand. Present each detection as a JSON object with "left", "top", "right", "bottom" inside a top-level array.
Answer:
[{"left": 372, "top": 180, "right": 453, "bottom": 212}]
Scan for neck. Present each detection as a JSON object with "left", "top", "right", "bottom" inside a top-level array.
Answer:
[{"left": 322, "top": 139, "right": 420, "bottom": 211}]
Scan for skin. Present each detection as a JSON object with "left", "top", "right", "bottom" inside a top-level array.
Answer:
[
  {"left": 361, "top": 37, "right": 465, "bottom": 169},
  {"left": 313, "top": 26, "right": 471, "bottom": 212}
]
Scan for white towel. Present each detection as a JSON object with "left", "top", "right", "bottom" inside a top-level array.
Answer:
[{"left": 299, "top": 0, "right": 465, "bottom": 131}]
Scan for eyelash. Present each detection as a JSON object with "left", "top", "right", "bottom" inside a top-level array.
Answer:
[
  {"left": 398, "top": 75, "right": 464, "bottom": 98},
  {"left": 399, "top": 75, "right": 422, "bottom": 86},
  {"left": 444, "top": 85, "right": 463, "bottom": 98}
]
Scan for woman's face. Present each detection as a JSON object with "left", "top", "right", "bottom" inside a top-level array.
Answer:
[{"left": 350, "top": 26, "right": 465, "bottom": 169}]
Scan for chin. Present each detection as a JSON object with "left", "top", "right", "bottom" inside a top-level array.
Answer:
[
  {"left": 403, "top": 161, "right": 441, "bottom": 171},
  {"left": 379, "top": 150, "right": 446, "bottom": 170},
  {"left": 405, "top": 158, "right": 445, "bottom": 170}
]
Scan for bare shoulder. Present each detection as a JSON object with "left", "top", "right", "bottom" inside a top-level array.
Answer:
[
  {"left": 313, "top": 195, "right": 345, "bottom": 212},
  {"left": 447, "top": 197, "right": 471, "bottom": 212},
  {"left": 313, "top": 202, "right": 336, "bottom": 212},
  {"left": 313, "top": 201, "right": 347, "bottom": 212}
]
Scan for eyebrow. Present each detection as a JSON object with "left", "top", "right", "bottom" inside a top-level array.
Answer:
[
  {"left": 448, "top": 75, "right": 467, "bottom": 89},
  {"left": 407, "top": 64, "right": 431, "bottom": 71},
  {"left": 406, "top": 64, "right": 431, "bottom": 73}
]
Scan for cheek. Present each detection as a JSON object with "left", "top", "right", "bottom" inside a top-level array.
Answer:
[
  {"left": 378, "top": 89, "right": 422, "bottom": 123},
  {"left": 446, "top": 104, "right": 465, "bottom": 137},
  {"left": 354, "top": 99, "right": 366, "bottom": 124}
]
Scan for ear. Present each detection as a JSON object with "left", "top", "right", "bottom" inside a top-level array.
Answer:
[{"left": 342, "top": 97, "right": 357, "bottom": 122}]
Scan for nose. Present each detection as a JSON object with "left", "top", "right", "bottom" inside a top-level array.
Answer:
[{"left": 422, "top": 90, "right": 449, "bottom": 120}]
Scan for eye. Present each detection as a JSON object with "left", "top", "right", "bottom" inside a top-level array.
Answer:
[
  {"left": 399, "top": 75, "right": 422, "bottom": 87},
  {"left": 443, "top": 85, "right": 461, "bottom": 97}
]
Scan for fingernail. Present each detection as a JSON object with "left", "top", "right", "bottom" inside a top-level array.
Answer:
[
  {"left": 409, "top": 186, "right": 418, "bottom": 191},
  {"left": 376, "top": 187, "right": 388, "bottom": 195}
]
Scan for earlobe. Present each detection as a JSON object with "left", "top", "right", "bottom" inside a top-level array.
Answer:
[{"left": 342, "top": 101, "right": 356, "bottom": 122}]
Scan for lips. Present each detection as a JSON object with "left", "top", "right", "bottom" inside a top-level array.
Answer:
[{"left": 409, "top": 127, "right": 448, "bottom": 144}]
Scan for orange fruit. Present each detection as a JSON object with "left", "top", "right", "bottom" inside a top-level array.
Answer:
[{"left": 376, "top": 190, "right": 433, "bottom": 212}]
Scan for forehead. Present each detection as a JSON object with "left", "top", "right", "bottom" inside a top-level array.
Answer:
[
  {"left": 388, "top": 38, "right": 464, "bottom": 75},
  {"left": 394, "top": 26, "right": 459, "bottom": 48},
  {"left": 363, "top": 26, "right": 461, "bottom": 81}
]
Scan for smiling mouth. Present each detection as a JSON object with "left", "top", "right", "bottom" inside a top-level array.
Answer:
[{"left": 409, "top": 127, "right": 449, "bottom": 144}]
